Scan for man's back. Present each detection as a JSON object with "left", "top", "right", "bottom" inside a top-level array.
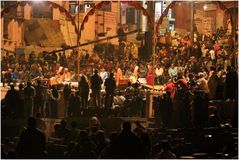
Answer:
[
  {"left": 35, "top": 85, "right": 44, "bottom": 97},
  {"left": 6, "top": 89, "right": 19, "bottom": 103},
  {"left": 16, "top": 128, "right": 46, "bottom": 158},
  {"left": 24, "top": 86, "right": 35, "bottom": 98},
  {"left": 91, "top": 74, "right": 103, "bottom": 90},
  {"left": 105, "top": 77, "right": 116, "bottom": 93},
  {"left": 112, "top": 130, "right": 143, "bottom": 159}
]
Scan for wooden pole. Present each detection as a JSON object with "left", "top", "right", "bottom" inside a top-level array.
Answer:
[
  {"left": 233, "top": 1, "right": 237, "bottom": 67},
  {"left": 150, "top": 1, "right": 155, "bottom": 119},
  {"left": 190, "top": 1, "right": 194, "bottom": 47},
  {"left": 77, "top": 0, "right": 80, "bottom": 81}
]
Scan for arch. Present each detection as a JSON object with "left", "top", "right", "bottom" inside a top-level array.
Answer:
[
  {"left": 1, "top": 1, "right": 78, "bottom": 34},
  {"left": 155, "top": 1, "right": 228, "bottom": 34},
  {"left": 78, "top": 1, "right": 152, "bottom": 44}
]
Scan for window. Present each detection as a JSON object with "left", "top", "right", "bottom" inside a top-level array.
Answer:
[
  {"left": 32, "top": 2, "right": 52, "bottom": 18},
  {"left": 69, "top": 1, "right": 79, "bottom": 14},
  {"left": 126, "top": 8, "right": 135, "bottom": 24},
  {"left": 101, "top": 4, "right": 111, "bottom": 12},
  {"left": 155, "top": 2, "right": 162, "bottom": 22},
  {"left": 95, "top": 11, "right": 105, "bottom": 36},
  {"left": 69, "top": 2, "right": 94, "bottom": 14},
  {"left": 3, "top": 18, "right": 9, "bottom": 39},
  {"left": 17, "top": 5, "right": 24, "bottom": 18},
  {"left": 1, "top": 1, "right": 15, "bottom": 8}
]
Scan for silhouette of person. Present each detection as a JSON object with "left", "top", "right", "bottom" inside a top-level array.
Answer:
[
  {"left": 18, "top": 83, "right": 25, "bottom": 117},
  {"left": 5, "top": 83, "right": 19, "bottom": 118},
  {"left": 225, "top": 66, "right": 238, "bottom": 101},
  {"left": 156, "top": 140, "right": 176, "bottom": 159},
  {"left": 133, "top": 121, "right": 145, "bottom": 136},
  {"left": 69, "top": 121, "right": 80, "bottom": 142},
  {"left": 78, "top": 75, "right": 89, "bottom": 109},
  {"left": 104, "top": 73, "right": 116, "bottom": 109},
  {"left": 70, "top": 130, "right": 96, "bottom": 158},
  {"left": 111, "top": 121, "right": 144, "bottom": 159},
  {"left": 58, "top": 119, "right": 71, "bottom": 144},
  {"left": 24, "top": 82, "right": 36, "bottom": 117},
  {"left": 90, "top": 70, "right": 103, "bottom": 107},
  {"left": 50, "top": 85, "right": 60, "bottom": 118},
  {"left": 34, "top": 80, "right": 45, "bottom": 116},
  {"left": 63, "top": 84, "right": 71, "bottom": 117},
  {"left": 16, "top": 117, "right": 46, "bottom": 158}
]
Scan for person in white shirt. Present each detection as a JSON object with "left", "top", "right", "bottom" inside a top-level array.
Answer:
[
  {"left": 197, "top": 72, "right": 209, "bottom": 93},
  {"left": 155, "top": 64, "right": 164, "bottom": 85},
  {"left": 201, "top": 44, "right": 208, "bottom": 58},
  {"left": 100, "top": 67, "right": 108, "bottom": 89},
  {"left": 133, "top": 63, "right": 139, "bottom": 80},
  {"left": 209, "top": 48, "right": 216, "bottom": 61}
]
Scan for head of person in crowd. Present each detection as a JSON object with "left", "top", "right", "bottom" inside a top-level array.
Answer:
[
  {"left": 27, "top": 117, "right": 37, "bottom": 129},
  {"left": 122, "top": 121, "right": 131, "bottom": 132},
  {"left": 52, "top": 85, "right": 57, "bottom": 90},
  {"left": 27, "top": 81, "right": 31, "bottom": 87},
  {"left": 60, "top": 119, "right": 67, "bottom": 129},
  {"left": 71, "top": 121, "right": 78, "bottom": 130},
  {"left": 10, "top": 83, "right": 14, "bottom": 90},
  {"left": 109, "top": 132, "right": 118, "bottom": 143},
  {"left": 161, "top": 140, "right": 171, "bottom": 151},
  {"left": 109, "top": 72, "right": 114, "bottom": 78},
  {"left": 37, "top": 80, "right": 41, "bottom": 86},
  {"left": 226, "top": 66, "right": 232, "bottom": 72},
  {"left": 78, "top": 130, "right": 89, "bottom": 143},
  {"left": 19, "top": 83, "right": 24, "bottom": 90},
  {"left": 94, "top": 69, "right": 98, "bottom": 75},
  {"left": 36, "top": 113, "right": 42, "bottom": 119},
  {"left": 81, "top": 75, "right": 87, "bottom": 82}
]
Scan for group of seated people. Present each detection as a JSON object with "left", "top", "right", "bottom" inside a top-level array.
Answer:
[{"left": 1, "top": 116, "right": 238, "bottom": 159}]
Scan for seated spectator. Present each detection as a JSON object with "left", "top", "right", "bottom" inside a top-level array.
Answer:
[
  {"left": 6, "top": 150, "right": 17, "bottom": 159},
  {"left": 1, "top": 144, "right": 7, "bottom": 159},
  {"left": 111, "top": 121, "right": 144, "bottom": 159},
  {"left": 51, "top": 124, "right": 61, "bottom": 139},
  {"left": 156, "top": 140, "right": 176, "bottom": 159},
  {"left": 208, "top": 107, "right": 220, "bottom": 128},
  {"left": 58, "top": 119, "right": 71, "bottom": 144},
  {"left": 140, "top": 132, "right": 151, "bottom": 158},
  {"left": 16, "top": 117, "right": 46, "bottom": 158},
  {"left": 152, "top": 142, "right": 162, "bottom": 158},
  {"left": 95, "top": 130, "right": 110, "bottom": 157},
  {"left": 3, "top": 137, "right": 15, "bottom": 153},
  {"left": 113, "top": 93, "right": 126, "bottom": 108},
  {"left": 69, "top": 121, "right": 80, "bottom": 142},
  {"left": 64, "top": 141, "right": 77, "bottom": 158},
  {"left": 133, "top": 121, "right": 146, "bottom": 136},
  {"left": 89, "top": 116, "right": 101, "bottom": 130},
  {"left": 99, "top": 132, "right": 118, "bottom": 159},
  {"left": 70, "top": 130, "right": 96, "bottom": 158}
]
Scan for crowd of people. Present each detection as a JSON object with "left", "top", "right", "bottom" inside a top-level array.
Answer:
[
  {"left": 2, "top": 27, "right": 238, "bottom": 124},
  {"left": 1, "top": 117, "right": 237, "bottom": 159},
  {"left": 1, "top": 27, "right": 238, "bottom": 159}
]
